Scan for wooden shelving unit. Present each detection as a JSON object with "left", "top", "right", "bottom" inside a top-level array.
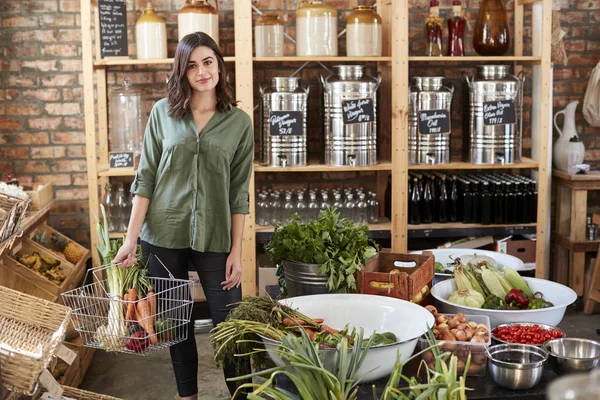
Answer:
[{"left": 81, "top": 0, "right": 552, "bottom": 297}]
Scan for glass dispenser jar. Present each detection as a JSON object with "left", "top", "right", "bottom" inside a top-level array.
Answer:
[
  {"left": 178, "top": 0, "right": 219, "bottom": 44},
  {"left": 109, "top": 78, "right": 145, "bottom": 161},
  {"left": 135, "top": 3, "right": 167, "bottom": 60},
  {"left": 346, "top": 6, "right": 382, "bottom": 57},
  {"left": 473, "top": 0, "right": 510, "bottom": 56},
  {"left": 255, "top": 13, "right": 284, "bottom": 57},
  {"left": 296, "top": 0, "right": 337, "bottom": 56}
]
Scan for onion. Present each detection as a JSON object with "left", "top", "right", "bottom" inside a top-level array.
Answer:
[
  {"left": 476, "top": 324, "right": 489, "bottom": 333},
  {"left": 457, "top": 323, "right": 469, "bottom": 330},
  {"left": 432, "top": 328, "right": 441, "bottom": 339},
  {"left": 457, "top": 360, "right": 466, "bottom": 372},
  {"left": 442, "top": 330, "right": 457, "bottom": 342},
  {"left": 470, "top": 333, "right": 487, "bottom": 343},
  {"left": 447, "top": 317, "right": 460, "bottom": 329},
  {"left": 423, "top": 350, "right": 435, "bottom": 363},
  {"left": 436, "top": 323, "right": 450, "bottom": 332},
  {"left": 464, "top": 326, "right": 474, "bottom": 340},
  {"left": 472, "top": 352, "right": 487, "bottom": 365},
  {"left": 454, "top": 329, "right": 467, "bottom": 341},
  {"left": 468, "top": 321, "right": 478, "bottom": 330},
  {"left": 455, "top": 312, "right": 467, "bottom": 323},
  {"left": 425, "top": 305, "right": 438, "bottom": 316},
  {"left": 436, "top": 314, "right": 448, "bottom": 325}
]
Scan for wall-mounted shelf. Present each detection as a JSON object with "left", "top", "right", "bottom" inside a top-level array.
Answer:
[
  {"left": 253, "top": 56, "right": 392, "bottom": 62},
  {"left": 253, "top": 160, "right": 392, "bottom": 173},
  {"left": 408, "top": 56, "right": 542, "bottom": 63},
  {"left": 93, "top": 56, "right": 235, "bottom": 67},
  {"left": 408, "top": 223, "right": 537, "bottom": 239},
  {"left": 97, "top": 166, "right": 137, "bottom": 177},
  {"left": 408, "top": 158, "right": 538, "bottom": 170}
]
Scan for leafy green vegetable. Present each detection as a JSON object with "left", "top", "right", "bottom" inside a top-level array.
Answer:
[
  {"left": 265, "top": 207, "right": 379, "bottom": 294},
  {"left": 435, "top": 262, "right": 445, "bottom": 273}
]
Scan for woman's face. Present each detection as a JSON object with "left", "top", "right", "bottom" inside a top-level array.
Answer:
[{"left": 186, "top": 45, "right": 220, "bottom": 94}]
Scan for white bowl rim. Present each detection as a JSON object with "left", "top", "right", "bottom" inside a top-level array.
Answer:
[
  {"left": 410, "top": 248, "right": 527, "bottom": 276},
  {"left": 431, "top": 277, "right": 578, "bottom": 313},
  {"left": 542, "top": 338, "right": 600, "bottom": 361}
]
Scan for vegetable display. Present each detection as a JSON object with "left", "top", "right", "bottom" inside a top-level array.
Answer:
[
  {"left": 17, "top": 251, "right": 66, "bottom": 285},
  {"left": 492, "top": 324, "right": 564, "bottom": 345},
  {"left": 265, "top": 207, "right": 379, "bottom": 294}
]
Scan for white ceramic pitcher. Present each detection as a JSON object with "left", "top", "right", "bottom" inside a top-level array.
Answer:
[{"left": 553, "top": 101, "right": 585, "bottom": 172}]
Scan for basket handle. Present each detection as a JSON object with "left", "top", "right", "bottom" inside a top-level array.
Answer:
[{"left": 90, "top": 253, "right": 176, "bottom": 283}]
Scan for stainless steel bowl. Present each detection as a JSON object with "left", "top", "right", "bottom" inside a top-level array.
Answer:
[
  {"left": 485, "top": 344, "right": 548, "bottom": 390},
  {"left": 491, "top": 322, "right": 566, "bottom": 346},
  {"left": 543, "top": 338, "right": 600, "bottom": 375}
]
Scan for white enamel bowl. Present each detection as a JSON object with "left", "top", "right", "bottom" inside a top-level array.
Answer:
[
  {"left": 260, "top": 293, "right": 435, "bottom": 382},
  {"left": 431, "top": 277, "right": 577, "bottom": 327}
]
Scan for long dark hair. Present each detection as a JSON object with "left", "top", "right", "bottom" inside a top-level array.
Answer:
[{"left": 167, "top": 32, "right": 237, "bottom": 120}]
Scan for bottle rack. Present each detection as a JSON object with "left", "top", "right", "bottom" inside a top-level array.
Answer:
[{"left": 81, "top": 0, "right": 552, "bottom": 297}]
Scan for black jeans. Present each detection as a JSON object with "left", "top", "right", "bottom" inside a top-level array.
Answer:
[{"left": 141, "top": 241, "right": 247, "bottom": 398}]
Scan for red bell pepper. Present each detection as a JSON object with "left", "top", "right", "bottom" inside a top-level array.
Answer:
[
  {"left": 126, "top": 330, "right": 149, "bottom": 353},
  {"left": 505, "top": 288, "right": 530, "bottom": 309}
]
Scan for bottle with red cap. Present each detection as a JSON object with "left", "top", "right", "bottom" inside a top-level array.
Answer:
[
  {"left": 425, "top": 0, "right": 443, "bottom": 56},
  {"left": 447, "top": 0, "right": 466, "bottom": 56}
]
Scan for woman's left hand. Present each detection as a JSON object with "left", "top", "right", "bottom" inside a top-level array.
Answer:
[{"left": 222, "top": 252, "right": 242, "bottom": 290}]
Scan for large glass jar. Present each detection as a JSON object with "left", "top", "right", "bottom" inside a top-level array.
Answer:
[
  {"left": 135, "top": 3, "right": 167, "bottom": 60},
  {"left": 296, "top": 0, "right": 337, "bottom": 56},
  {"left": 346, "top": 6, "right": 382, "bottom": 57},
  {"left": 178, "top": 0, "right": 219, "bottom": 44},
  {"left": 109, "top": 78, "right": 145, "bottom": 160},
  {"left": 473, "top": 0, "right": 510, "bottom": 56},
  {"left": 255, "top": 13, "right": 284, "bottom": 57}
]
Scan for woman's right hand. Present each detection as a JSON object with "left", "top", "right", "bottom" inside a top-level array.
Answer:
[{"left": 113, "top": 239, "right": 138, "bottom": 268}]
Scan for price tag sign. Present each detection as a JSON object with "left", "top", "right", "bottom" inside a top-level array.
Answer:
[
  {"left": 109, "top": 151, "right": 134, "bottom": 168},
  {"left": 483, "top": 100, "right": 516, "bottom": 126},
  {"left": 55, "top": 343, "right": 77, "bottom": 365},
  {"left": 98, "top": 0, "right": 128, "bottom": 58},
  {"left": 269, "top": 111, "right": 303, "bottom": 136},
  {"left": 342, "top": 98, "right": 374, "bottom": 125},
  {"left": 39, "top": 369, "right": 63, "bottom": 400},
  {"left": 418, "top": 110, "right": 450, "bottom": 135}
]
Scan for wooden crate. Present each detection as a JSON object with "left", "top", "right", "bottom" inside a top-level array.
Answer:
[
  {"left": 56, "top": 336, "right": 95, "bottom": 389},
  {"left": 1, "top": 239, "right": 77, "bottom": 299},
  {"left": 25, "top": 184, "right": 53, "bottom": 211},
  {"left": 356, "top": 249, "right": 434, "bottom": 304},
  {"left": 28, "top": 224, "right": 90, "bottom": 268}
]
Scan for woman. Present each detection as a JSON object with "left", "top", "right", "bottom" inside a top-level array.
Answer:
[{"left": 114, "top": 32, "right": 253, "bottom": 399}]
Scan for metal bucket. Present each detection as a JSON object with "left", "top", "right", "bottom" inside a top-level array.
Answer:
[
  {"left": 260, "top": 77, "right": 308, "bottom": 167},
  {"left": 282, "top": 260, "right": 332, "bottom": 297},
  {"left": 320, "top": 65, "right": 380, "bottom": 167}
]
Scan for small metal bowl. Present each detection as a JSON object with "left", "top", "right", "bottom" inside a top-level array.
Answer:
[
  {"left": 485, "top": 343, "right": 548, "bottom": 390},
  {"left": 543, "top": 338, "right": 600, "bottom": 375},
  {"left": 491, "top": 322, "right": 565, "bottom": 346}
]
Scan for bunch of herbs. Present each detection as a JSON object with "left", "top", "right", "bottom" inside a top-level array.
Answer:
[{"left": 265, "top": 207, "right": 379, "bottom": 294}]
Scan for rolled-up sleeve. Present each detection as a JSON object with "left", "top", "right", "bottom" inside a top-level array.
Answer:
[
  {"left": 229, "top": 123, "right": 254, "bottom": 214},
  {"left": 131, "top": 107, "right": 161, "bottom": 200}
]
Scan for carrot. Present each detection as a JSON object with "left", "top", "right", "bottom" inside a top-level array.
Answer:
[
  {"left": 147, "top": 291, "right": 156, "bottom": 326},
  {"left": 126, "top": 288, "right": 138, "bottom": 324},
  {"left": 320, "top": 324, "right": 339, "bottom": 335},
  {"left": 137, "top": 298, "right": 157, "bottom": 345},
  {"left": 304, "top": 328, "right": 318, "bottom": 341},
  {"left": 282, "top": 317, "right": 310, "bottom": 327},
  {"left": 312, "top": 318, "right": 324, "bottom": 324}
]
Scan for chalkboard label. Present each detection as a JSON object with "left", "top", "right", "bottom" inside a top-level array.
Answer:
[
  {"left": 99, "top": 0, "right": 128, "bottom": 58},
  {"left": 418, "top": 110, "right": 450, "bottom": 135},
  {"left": 483, "top": 100, "right": 516, "bottom": 126},
  {"left": 342, "top": 98, "right": 374, "bottom": 125},
  {"left": 109, "top": 151, "right": 134, "bottom": 168},
  {"left": 269, "top": 111, "right": 303, "bottom": 136}
]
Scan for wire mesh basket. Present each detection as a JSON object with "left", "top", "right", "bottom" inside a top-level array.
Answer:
[{"left": 61, "top": 256, "right": 194, "bottom": 356}]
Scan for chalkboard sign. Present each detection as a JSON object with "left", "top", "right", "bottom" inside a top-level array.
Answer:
[
  {"left": 418, "top": 110, "right": 450, "bottom": 135},
  {"left": 269, "top": 111, "right": 303, "bottom": 136},
  {"left": 109, "top": 151, "right": 134, "bottom": 168},
  {"left": 342, "top": 98, "right": 374, "bottom": 125},
  {"left": 483, "top": 100, "right": 516, "bottom": 126},
  {"left": 98, "top": 0, "right": 128, "bottom": 58}
]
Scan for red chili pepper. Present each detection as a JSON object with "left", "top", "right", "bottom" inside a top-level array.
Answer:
[{"left": 505, "top": 289, "right": 530, "bottom": 309}]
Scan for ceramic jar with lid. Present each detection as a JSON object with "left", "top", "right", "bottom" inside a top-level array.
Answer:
[
  {"left": 136, "top": 3, "right": 167, "bottom": 60},
  {"left": 296, "top": 0, "right": 338, "bottom": 56},
  {"left": 255, "top": 13, "right": 284, "bottom": 57},
  {"left": 178, "top": 0, "right": 219, "bottom": 44},
  {"left": 346, "top": 6, "right": 382, "bottom": 57}
]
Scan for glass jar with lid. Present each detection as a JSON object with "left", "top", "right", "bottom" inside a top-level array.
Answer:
[
  {"left": 178, "top": 0, "right": 219, "bottom": 44},
  {"left": 135, "top": 3, "right": 167, "bottom": 60},
  {"left": 109, "top": 78, "right": 145, "bottom": 162},
  {"left": 255, "top": 13, "right": 284, "bottom": 57},
  {"left": 296, "top": 0, "right": 337, "bottom": 56},
  {"left": 346, "top": 5, "right": 382, "bottom": 57}
]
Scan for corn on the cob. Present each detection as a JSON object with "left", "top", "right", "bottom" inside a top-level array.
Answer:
[
  {"left": 503, "top": 266, "right": 534, "bottom": 298},
  {"left": 481, "top": 267, "right": 509, "bottom": 299}
]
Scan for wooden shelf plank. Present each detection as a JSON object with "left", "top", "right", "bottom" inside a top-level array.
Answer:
[
  {"left": 97, "top": 165, "right": 136, "bottom": 177},
  {"left": 408, "top": 157, "right": 538, "bottom": 170},
  {"left": 255, "top": 218, "right": 391, "bottom": 233},
  {"left": 253, "top": 56, "right": 392, "bottom": 62},
  {"left": 94, "top": 56, "right": 235, "bottom": 67},
  {"left": 408, "top": 56, "right": 542, "bottom": 63},
  {"left": 253, "top": 160, "right": 392, "bottom": 172},
  {"left": 408, "top": 222, "right": 537, "bottom": 239},
  {"left": 553, "top": 232, "right": 600, "bottom": 253}
]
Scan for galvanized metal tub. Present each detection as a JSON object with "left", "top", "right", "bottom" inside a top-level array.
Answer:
[{"left": 282, "top": 260, "right": 332, "bottom": 297}]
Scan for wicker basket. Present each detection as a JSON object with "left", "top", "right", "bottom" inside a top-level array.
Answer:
[
  {"left": 0, "top": 286, "right": 71, "bottom": 395},
  {"left": 0, "top": 192, "right": 31, "bottom": 256},
  {"left": 56, "top": 386, "right": 123, "bottom": 400}
]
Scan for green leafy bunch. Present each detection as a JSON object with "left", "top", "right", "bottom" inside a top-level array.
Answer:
[{"left": 264, "top": 207, "right": 379, "bottom": 293}]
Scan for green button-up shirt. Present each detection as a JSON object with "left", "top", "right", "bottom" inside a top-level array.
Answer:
[{"left": 131, "top": 98, "right": 254, "bottom": 253}]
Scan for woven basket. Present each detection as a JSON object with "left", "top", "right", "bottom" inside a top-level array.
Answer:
[
  {"left": 0, "top": 286, "right": 71, "bottom": 395},
  {"left": 0, "top": 192, "right": 30, "bottom": 248},
  {"left": 58, "top": 386, "right": 123, "bottom": 400}
]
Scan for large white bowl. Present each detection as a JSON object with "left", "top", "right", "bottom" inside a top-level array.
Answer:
[
  {"left": 431, "top": 277, "right": 577, "bottom": 327},
  {"left": 260, "top": 293, "right": 435, "bottom": 382}
]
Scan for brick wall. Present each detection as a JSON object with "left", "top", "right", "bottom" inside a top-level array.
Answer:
[{"left": 1, "top": 0, "right": 599, "bottom": 246}]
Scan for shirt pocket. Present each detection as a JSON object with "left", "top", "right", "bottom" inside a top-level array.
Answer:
[
  {"left": 201, "top": 141, "right": 230, "bottom": 175},
  {"left": 162, "top": 137, "right": 196, "bottom": 172}
]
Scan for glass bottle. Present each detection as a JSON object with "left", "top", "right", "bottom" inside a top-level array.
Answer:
[
  {"left": 333, "top": 192, "right": 344, "bottom": 215},
  {"left": 320, "top": 192, "right": 331, "bottom": 211},
  {"left": 256, "top": 193, "right": 265, "bottom": 226},
  {"left": 115, "top": 183, "right": 129, "bottom": 232},
  {"left": 438, "top": 174, "right": 449, "bottom": 223},
  {"left": 473, "top": 0, "right": 510, "bottom": 56},
  {"left": 308, "top": 192, "right": 320, "bottom": 220},
  {"left": 368, "top": 192, "right": 380, "bottom": 224},
  {"left": 504, "top": 182, "right": 516, "bottom": 224},
  {"left": 447, "top": 0, "right": 466, "bottom": 56},
  {"left": 480, "top": 181, "right": 492, "bottom": 225},
  {"left": 296, "top": 192, "right": 308, "bottom": 223},
  {"left": 422, "top": 178, "right": 434, "bottom": 224},
  {"left": 384, "top": 174, "right": 392, "bottom": 220},
  {"left": 356, "top": 193, "right": 368, "bottom": 225},
  {"left": 344, "top": 193, "right": 356, "bottom": 222},
  {"left": 283, "top": 193, "right": 295, "bottom": 222},
  {"left": 462, "top": 181, "right": 473, "bottom": 224},
  {"left": 103, "top": 183, "right": 115, "bottom": 232},
  {"left": 425, "top": 0, "right": 443, "bottom": 56},
  {"left": 470, "top": 179, "right": 481, "bottom": 224},
  {"left": 410, "top": 177, "right": 421, "bottom": 225},
  {"left": 514, "top": 182, "right": 525, "bottom": 223},
  {"left": 530, "top": 181, "right": 538, "bottom": 222},
  {"left": 270, "top": 192, "right": 282, "bottom": 226},
  {"left": 494, "top": 181, "right": 504, "bottom": 224}
]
